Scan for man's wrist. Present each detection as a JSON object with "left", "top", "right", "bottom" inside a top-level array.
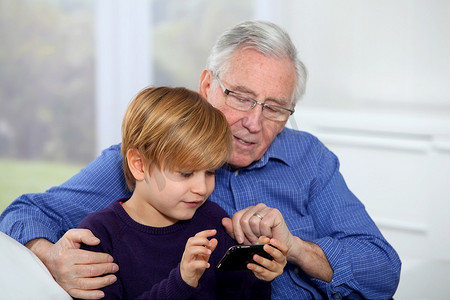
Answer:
[
  {"left": 286, "top": 235, "right": 303, "bottom": 264},
  {"left": 286, "top": 236, "right": 333, "bottom": 282},
  {"left": 25, "top": 238, "right": 53, "bottom": 263}
]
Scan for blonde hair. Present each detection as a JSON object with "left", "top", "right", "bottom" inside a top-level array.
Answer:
[{"left": 121, "top": 86, "right": 232, "bottom": 190}]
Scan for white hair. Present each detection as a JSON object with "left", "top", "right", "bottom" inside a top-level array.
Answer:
[{"left": 206, "top": 20, "right": 307, "bottom": 104}]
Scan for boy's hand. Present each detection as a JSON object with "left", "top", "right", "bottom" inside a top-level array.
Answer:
[
  {"left": 247, "top": 236, "right": 288, "bottom": 282},
  {"left": 180, "top": 229, "right": 218, "bottom": 287}
]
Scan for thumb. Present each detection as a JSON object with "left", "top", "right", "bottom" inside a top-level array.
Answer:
[
  {"left": 64, "top": 228, "right": 101, "bottom": 248},
  {"left": 221, "top": 217, "right": 235, "bottom": 240}
]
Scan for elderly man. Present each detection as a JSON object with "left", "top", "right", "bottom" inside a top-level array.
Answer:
[{"left": 0, "top": 20, "right": 400, "bottom": 299}]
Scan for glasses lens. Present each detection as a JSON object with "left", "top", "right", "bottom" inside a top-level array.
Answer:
[
  {"left": 262, "top": 105, "right": 289, "bottom": 121},
  {"left": 226, "top": 93, "right": 291, "bottom": 121},
  {"left": 226, "top": 93, "right": 254, "bottom": 111}
]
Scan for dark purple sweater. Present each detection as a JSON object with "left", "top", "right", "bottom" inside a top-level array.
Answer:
[{"left": 78, "top": 200, "right": 270, "bottom": 299}]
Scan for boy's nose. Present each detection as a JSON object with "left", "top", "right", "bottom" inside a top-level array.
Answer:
[{"left": 191, "top": 174, "right": 207, "bottom": 195}]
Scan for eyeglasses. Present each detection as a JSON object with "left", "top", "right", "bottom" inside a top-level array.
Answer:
[{"left": 215, "top": 76, "right": 294, "bottom": 122}]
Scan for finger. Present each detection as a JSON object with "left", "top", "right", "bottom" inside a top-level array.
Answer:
[
  {"left": 188, "top": 259, "right": 211, "bottom": 270},
  {"left": 236, "top": 205, "right": 262, "bottom": 243},
  {"left": 187, "top": 245, "right": 213, "bottom": 258},
  {"left": 67, "top": 248, "right": 115, "bottom": 265},
  {"left": 221, "top": 217, "right": 235, "bottom": 240},
  {"left": 268, "top": 238, "right": 289, "bottom": 257},
  {"left": 183, "top": 238, "right": 214, "bottom": 262},
  {"left": 194, "top": 229, "right": 217, "bottom": 239},
  {"left": 247, "top": 261, "right": 270, "bottom": 281},
  {"left": 252, "top": 253, "right": 275, "bottom": 269},
  {"left": 231, "top": 208, "right": 250, "bottom": 244},
  {"left": 67, "top": 273, "right": 117, "bottom": 292},
  {"left": 186, "top": 234, "right": 217, "bottom": 249},
  {"left": 208, "top": 238, "right": 218, "bottom": 252},
  {"left": 63, "top": 228, "right": 101, "bottom": 248},
  {"left": 263, "top": 242, "right": 288, "bottom": 272},
  {"left": 247, "top": 213, "right": 262, "bottom": 239},
  {"left": 257, "top": 208, "right": 276, "bottom": 238},
  {"left": 251, "top": 252, "right": 284, "bottom": 282},
  {"left": 68, "top": 288, "right": 105, "bottom": 300},
  {"left": 247, "top": 261, "right": 266, "bottom": 274},
  {"left": 258, "top": 236, "right": 271, "bottom": 245},
  {"left": 203, "top": 238, "right": 218, "bottom": 265},
  {"left": 262, "top": 244, "right": 283, "bottom": 263},
  {"left": 185, "top": 229, "right": 217, "bottom": 250},
  {"left": 241, "top": 206, "right": 267, "bottom": 244},
  {"left": 73, "top": 261, "right": 119, "bottom": 278}
]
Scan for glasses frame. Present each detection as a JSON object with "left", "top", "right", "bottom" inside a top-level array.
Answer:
[{"left": 215, "top": 76, "right": 295, "bottom": 121}]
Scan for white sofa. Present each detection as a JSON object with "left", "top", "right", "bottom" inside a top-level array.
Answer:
[{"left": 0, "top": 231, "right": 71, "bottom": 299}]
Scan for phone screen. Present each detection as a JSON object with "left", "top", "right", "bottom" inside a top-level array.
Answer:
[{"left": 216, "top": 244, "right": 274, "bottom": 271}]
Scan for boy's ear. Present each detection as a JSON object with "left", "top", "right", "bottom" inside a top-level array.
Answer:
[{"left": 126, "top": 148, "right": 146, "bottom": 181}]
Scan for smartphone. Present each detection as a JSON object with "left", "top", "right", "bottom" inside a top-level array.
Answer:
[{"left": 216, "top": 244, "right": 275, "bottom": 271}]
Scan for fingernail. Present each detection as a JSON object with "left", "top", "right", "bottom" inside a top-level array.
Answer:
[{"left": 236, "top": 235, "right": 243, "bottom": 244}]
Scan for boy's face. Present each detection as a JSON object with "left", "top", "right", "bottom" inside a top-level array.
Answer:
[{"left": 133, "top": 164, "right": 216, "bottom": 226}]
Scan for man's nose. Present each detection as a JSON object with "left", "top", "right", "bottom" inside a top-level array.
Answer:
[{"left": 242, "top": 104, "right": 263, "bottom": 132}]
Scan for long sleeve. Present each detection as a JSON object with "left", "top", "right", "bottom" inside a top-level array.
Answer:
[
  {"left": 0, "top": 144, "right": 130, "bottom": 244},
  {"left": 307, "top": 144, "right": 401, "bottom": 299}
]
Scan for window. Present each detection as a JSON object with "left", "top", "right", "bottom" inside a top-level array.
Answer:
[
  {"left": 0, "top": 0, "right": 280, "bottom": 210},
  {"left": 0, "top": 0, "right": 95, "bottom": 163}
]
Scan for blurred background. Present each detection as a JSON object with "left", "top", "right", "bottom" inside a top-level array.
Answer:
[{"left": 0, "top": 0, "right": 449, "bottom": 298}]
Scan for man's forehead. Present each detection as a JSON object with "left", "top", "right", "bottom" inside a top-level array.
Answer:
[{"left": 224, "top": 50, "right": 296, "bottom": 103}]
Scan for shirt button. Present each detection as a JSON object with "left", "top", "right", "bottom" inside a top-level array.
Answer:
[
  {"left": 294, "top": 267, "right": 299, "bottom": 274},
  {"left": 234, "top": 170, "right": 239, "bottom": 176},
  {"left": 332, "top": 294, "right": 341, "bottom": 299}
]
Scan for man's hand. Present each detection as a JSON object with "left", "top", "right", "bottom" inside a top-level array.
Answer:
[
  {"left": 222, "top": 203, "right": 333, "bottom": 282},
  {"left": 26, "top": 229, "right": 119, "bottom": 299},
  {"left": 222, "top": 203, "right": 293, "bottom": 246}
]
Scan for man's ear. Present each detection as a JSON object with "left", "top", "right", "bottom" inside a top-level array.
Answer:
[
  {"left": 198, "top": 69, "right": 213, "bottom": 98},
  {"left": 126, "top": 148, "right": 146, "bottom": 181}
]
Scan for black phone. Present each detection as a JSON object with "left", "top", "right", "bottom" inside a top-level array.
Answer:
[{"left": 216, "top": 244, "right": 274, "bottom": 271}]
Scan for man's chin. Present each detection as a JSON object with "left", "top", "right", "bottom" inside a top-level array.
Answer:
[{"left": 227, "top": 155, "right": 256, "bottom": 169}]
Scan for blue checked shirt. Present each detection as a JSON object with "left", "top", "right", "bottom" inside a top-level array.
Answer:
[{"left": 0, "top": 128, "right": 400, "bottom": 299}]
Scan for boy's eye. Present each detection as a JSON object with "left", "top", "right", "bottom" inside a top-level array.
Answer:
[
  {"left": 176, "top": 170, "right": 215, "bottom": 177},
  {"left": 179, "top": 172, "right": 193, "bottom": 178}
]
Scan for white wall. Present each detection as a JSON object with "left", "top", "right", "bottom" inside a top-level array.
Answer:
[
  {"left": 284, "top": 1, "right": 450, "bottom": 298},
  {"left": 287, "top": 0, "right": 450, "bottom": 110}
]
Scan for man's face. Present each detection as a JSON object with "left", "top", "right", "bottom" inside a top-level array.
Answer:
[{"left": 202, "top": 48, "right": 296, "bottom": 169}]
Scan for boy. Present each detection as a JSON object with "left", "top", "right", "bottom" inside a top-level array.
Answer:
[{"left": 78, "top": 86, "right": 287, "bottom": 299}]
